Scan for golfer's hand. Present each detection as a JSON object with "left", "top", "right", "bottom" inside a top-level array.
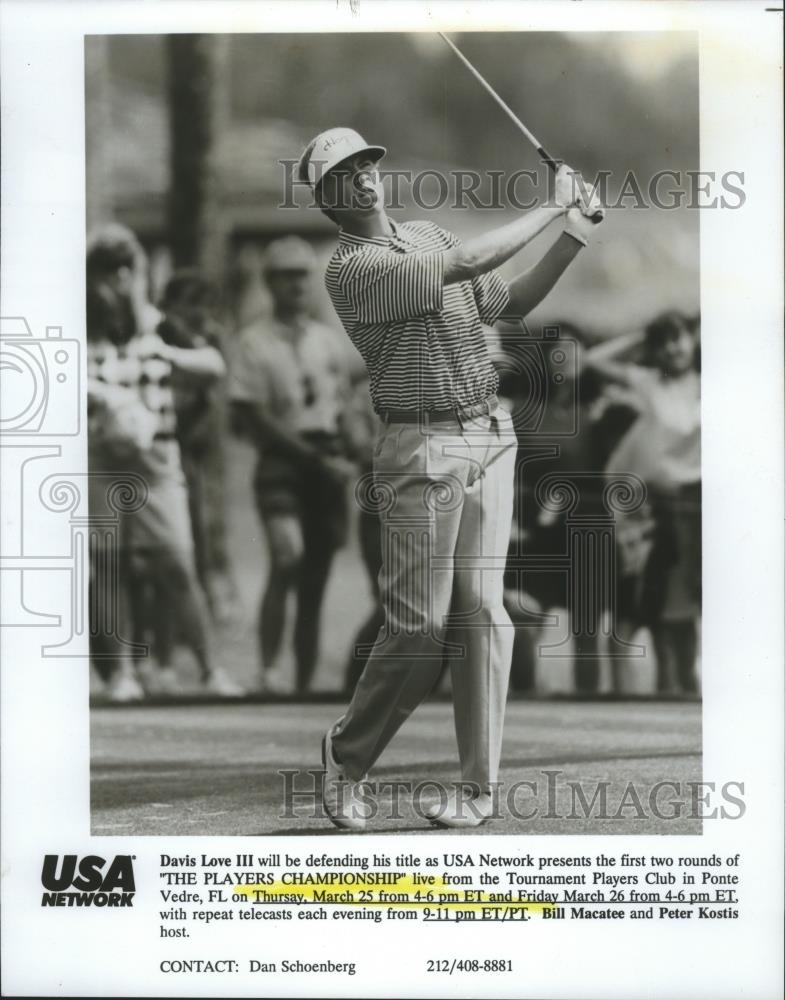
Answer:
[
  {"left": 564, "top": 204, "right": 604, "bottom": 246},
  {"left": 577, "top": 180, "right": 605, "bottom": 221},
  {"left": 554, "top": 164, "right": 580, "bottom": 210}
]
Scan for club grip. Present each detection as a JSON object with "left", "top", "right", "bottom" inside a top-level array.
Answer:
[
  {"left": 538, "top": 146, "right": 559, "bottom": 173},
  {"left": 540, "top": 145, "right": 604, "bottom": 222}
]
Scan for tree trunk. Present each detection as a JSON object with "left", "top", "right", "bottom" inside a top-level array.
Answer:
[
  {"left": 166, "top": 35, "right": 229, "bottom": 279},
  {"left": 85, "top": 36, "right": 114, "bottom": 229}
]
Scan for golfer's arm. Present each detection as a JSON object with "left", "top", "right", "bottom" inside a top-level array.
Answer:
[
  {"left": 443, "top": 205, "right": 566, "bottom": 284},
  {"left": 503, "top": 233, "right": 584, "bottom": 318}
]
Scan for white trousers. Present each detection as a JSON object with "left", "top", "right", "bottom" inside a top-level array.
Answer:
[{"left": 333, "top": 407, "right": 517, "bottom": 792}]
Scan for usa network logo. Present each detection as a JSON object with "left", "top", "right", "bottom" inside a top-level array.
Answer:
[{"left": 41, "top": 855, "right": 136, "bottom": 908}]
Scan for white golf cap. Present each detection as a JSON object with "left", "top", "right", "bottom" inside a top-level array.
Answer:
[{"left": 297, "top": 127, "right": 386, "bottom": 189}]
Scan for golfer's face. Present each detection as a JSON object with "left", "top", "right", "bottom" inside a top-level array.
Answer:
[{"left": 322, "top": 154, "right": 384, "bottom": 218}]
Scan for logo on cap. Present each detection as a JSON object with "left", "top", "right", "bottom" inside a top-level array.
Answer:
[{"left": 298, "top": 128, "right": 387, "bottom": 190}]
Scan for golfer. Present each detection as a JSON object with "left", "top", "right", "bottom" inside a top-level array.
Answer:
[{"left": 297, "top": 128, "right": 603, "bottom": 829}]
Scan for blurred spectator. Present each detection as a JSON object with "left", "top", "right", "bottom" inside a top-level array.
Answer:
[
  {"left": 229, "top": 237, "right": 355, "bottom": 694},
  {"left": 158, "top": 270, "right": 237, "bottom": 623},
  {"left": 587, "top": 310, "right": 701, "bottom": 695},
  {"left": 500, "top": 322, "right": 618, "bottom": 695},
  {"left": 86, "top": 223, "right": 244, "bottom": 699},
  {"left": 85, "top": 229, "right": 150, "bottom": 701},
  {"left": 341, "top": 377, "right": 385, "bottom": 693}
]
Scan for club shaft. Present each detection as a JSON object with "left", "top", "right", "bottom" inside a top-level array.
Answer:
[{"left": 439, "top": 32, "right": 559, "bottom": 172}]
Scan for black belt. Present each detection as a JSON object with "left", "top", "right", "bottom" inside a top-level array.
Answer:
[{"left": 380, "top": 395, "right": 498, "bottom": 425}]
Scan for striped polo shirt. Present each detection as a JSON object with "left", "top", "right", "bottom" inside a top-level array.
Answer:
[{"left": 325, "top": 219, "right": 509, "bottom": 413}]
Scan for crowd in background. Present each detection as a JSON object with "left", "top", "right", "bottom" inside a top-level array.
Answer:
[{"left": 86, "top": 222, "right": 701, "bottom": 703}]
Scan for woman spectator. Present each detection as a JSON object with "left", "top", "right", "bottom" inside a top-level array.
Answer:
[
  {"left": 586, "top": 310, "right": 701, "bottom": 695},
  {"left": 86, "top": 224, "right": 243, "bottom": 699}
]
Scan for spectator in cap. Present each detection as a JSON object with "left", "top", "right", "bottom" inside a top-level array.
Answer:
[{"left": 229, "top": 235, "right": 355, "bottom": 694}]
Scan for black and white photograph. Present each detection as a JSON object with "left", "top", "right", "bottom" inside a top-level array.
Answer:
[
  {"left": 1, "top": 2, "right": 782, "bottom": 998},
  {"left": 84, "top": 28, "right": 706, "bottom": 836}
]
